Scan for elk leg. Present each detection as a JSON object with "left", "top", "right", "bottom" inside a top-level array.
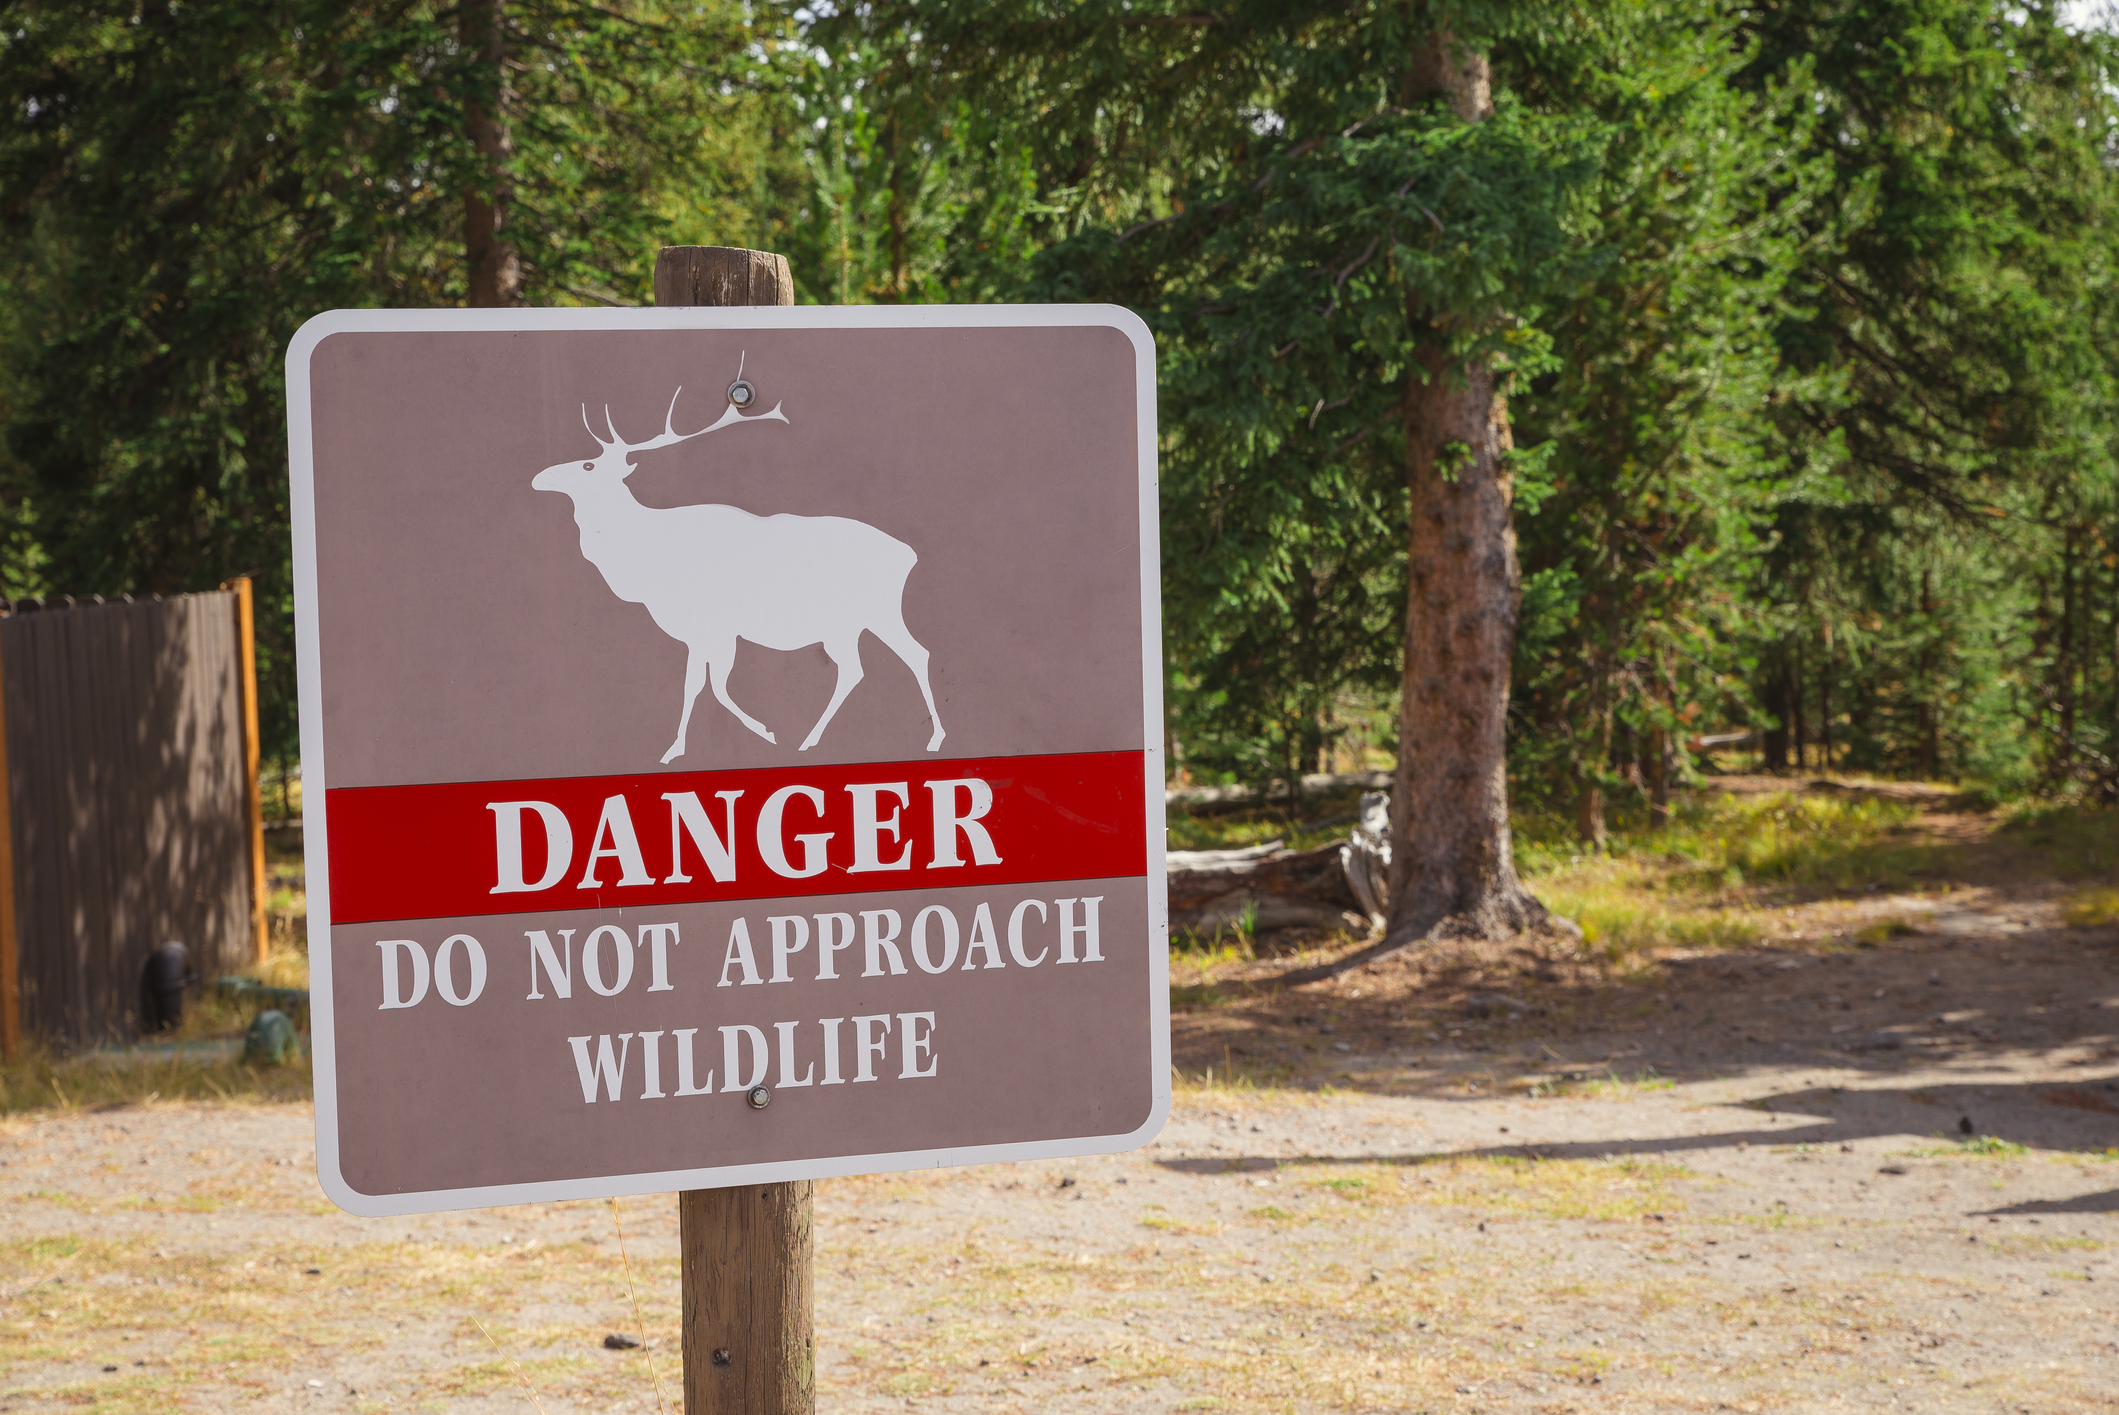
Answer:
[
  {"left": 707, "top": 645, "right": 776, "bottom": 745},
  {"left": 870, "top": 611, "right": 945, "bottom": 752},
  {"left": 661, "top": 649, "right": 712, "bottom": 764},
  {"left": 799, "top": 636, "right": 867, "bottom": 751}
]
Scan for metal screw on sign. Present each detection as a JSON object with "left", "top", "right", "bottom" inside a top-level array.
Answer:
[
  {"left": 747, "top": 1085, "right": 771, "bottom": 1110},
  {"left": 727, "top": 378, "right": 756, "bottom": 410}
]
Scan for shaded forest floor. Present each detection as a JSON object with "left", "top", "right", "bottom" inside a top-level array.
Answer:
[
  {"left": 0, "top": 779, "right": 2115, "bottom": 1412},
  {"left": 1169, "top": 774, "right": 2119, "bottom": 1090}
]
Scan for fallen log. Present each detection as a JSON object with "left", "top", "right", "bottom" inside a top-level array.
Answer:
[
  {"left": 1166, "top": 791, "right": 1392, "bottom": 938},
  {"left": 1168, "top": 839, "right": 1366, "bottom": 935},
  {"left": 1165, "top": 769, "right": 1394, "bottom": 815}
]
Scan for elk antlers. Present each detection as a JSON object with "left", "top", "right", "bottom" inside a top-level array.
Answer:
[{"left": 581, "top": 380, "right": 789, "bottom": 467}]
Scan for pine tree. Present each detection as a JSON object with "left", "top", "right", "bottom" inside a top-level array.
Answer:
[{"left": 0, "top": 0, "right": 786, "bottom": 753}]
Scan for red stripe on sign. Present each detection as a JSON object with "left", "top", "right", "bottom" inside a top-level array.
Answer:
[{"left": 326, "top": 750, "right": 1148, "bottom": 925}]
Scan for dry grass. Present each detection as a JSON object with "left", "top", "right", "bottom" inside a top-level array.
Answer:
[
  {"left": 0, "top": 1226, "right": 666, "bottom": 1414},
  {"left": 1257, "top": 1155, "right": 1699, "bottom": 1224},
  {"left": 2, "top": 1084, "right": 2114, "bottom": 1413},
  {"left": 1528, "top": 864, "right": 1769, "bottom": 962},
  {"left": 0, "top": 1049, "right": 315, "bottom": 1117},
  {"left": 1997, "top": 802, "right": 2119, "bottom": 880},
  {"left": 2062, "top": 885, "right": 2119, "bottom": 928},
  {"left": 251, "top": 945, "right": 311, "bottom": 991},
  {"left": 1169, "top": 783, "right": 1958, "bottom": 980},
  {"left": 4, "top": 783, "right": 2114, "bottom": 1411},
  {"left": 0, "top": 942, "right": 316, "bottom": 1118},
  {"left": 787, "top": 1146, "right": 1732, "bottom": 1412},
  {"left": 1512, "top": 790, "right": 1951, "bottom": 964}
]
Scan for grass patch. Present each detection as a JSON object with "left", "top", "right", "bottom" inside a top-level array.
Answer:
[
  {"left": 2062, "top": 885, "right": 2119, "bottom": 928},
  {"left": 1389, "top": 1154, "right": 1697, "bottom": 1221},
  {"left": 1170, "top": 1064, "right": 1287, "bottom": 1097},
  {"left": 250, "top": 945, "right": 311, "bottom": 991},
  {"left": 1523, "top": 791, "right": 1935, "bottom": 893},
  {"left": 0, "top": 1045, "right": 313, "bottom": 1116},
  {"left": 1179, "top": 784, "right": 1940, "bottom": 897},
  {"left": 1171, "top": 933, "right": 1256, "bottom": 968},
  {"left": 0, "top": 1229, "right": 670, "bottom": 1415},
  {"left": 1986, "top": 1233, "right": 2107, "bottom": 1256},
  {"left": 1529, "top": 867, "right": 1766, "bottom": 962},
  {"left": 1999, "top": 803, "right": 2119, "bottom": 880},
  {"left": 1509, "top": 789, "right": 1961, "bottom": 964},
  {"left": 0, "top": 944, "right": 316, "bottom": 1116},
  {"left": 1562, "top": 1070, "right": 1678, "bottom": 1099},
  {"left": 1900, "top": 1135, "right": 2031, "bottom": 1159},
  {"left": 1169, "top": 929, "right": 1290, "bottom": 1014},
  {"left": 1174, "top": 784, "right": 1975, "bottom": 973}
]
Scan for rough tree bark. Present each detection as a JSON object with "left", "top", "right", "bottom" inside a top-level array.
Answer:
[
  {"left": 1818, "top": 626, "right": 1834, "bottom": 769},
  {"left": 1647, "top": 655, "right": 1671, "bottom": 830},
  {"left": 1761, "top": 650, "right": 1791, "bottom": 770},
  {"left": 462, "top": 0, "right": 520, "bottom": 308},
  {"left": 1791, "top": 637, "right": 1807, "bottom": 768},
  {"left": 1917, "top": 568, "right": 1939, "bottom": 779},
  {"left": 1277, "top": 31, "right": 1565, "bottom": 986},
  {"left": 1384, "top": 32, "right": 1555, "bottom": 947},
  {"left": 1577, "top": 652, "right": 1611, "bottom": 849}
]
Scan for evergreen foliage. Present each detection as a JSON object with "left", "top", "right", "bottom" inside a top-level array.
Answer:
[
  {"left": 1734, "top": 0, "right": 2119, "bottom": 793},
  {"left": 1, "top": 0, "right": 2116, "bottom": 821},
  {"left": 0, "top": 0, "right": 788, "bottom": 755}
]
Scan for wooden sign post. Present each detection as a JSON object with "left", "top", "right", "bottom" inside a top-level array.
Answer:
[{"left": 657, "top": 245, "right": 815, "bottom": 1415}]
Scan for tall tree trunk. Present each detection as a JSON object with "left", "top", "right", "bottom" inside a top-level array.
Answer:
[
  {"left": 1818, "top": 624, "right": 1833, "bottom": 770},
  {"left": 1383, "top": 32, "right": 1551, "bottom": 950},
  {"left": 1761, "top": 649, "right": 1790, "bottom": 770},
  {"left": 2058, "top": 527, "right": 2078, "bottom": 760},
  {"left": 1274, "top": 29, "right": 1566, "bottom": 987},
  {"left": 1577, "top": 651, "right": 1612, "bottom": 849},
  {"left": 1647, "top": 723, "right": 1669, "bottom": 828},
  {"left": 1916, "top": 568, "right": 1939, "bottom": 779},
  {"left": 885, "top": 110, "right": 907, "bottom": 301},
  {"left": 462, "top": 0, "right": 520, "bottom": 308},
  {"left": 1791, "top": 637, "right": 1807, "bottom": 769},
  {"left": 1577, "top": 777, "right": 1606, "bottom": 849},
  {"left": 2110, "top": 542, "right": 2119, "bottom": 749}
]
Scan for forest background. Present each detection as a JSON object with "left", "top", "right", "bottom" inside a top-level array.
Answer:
[{"left": 3, "top": 0, "right": 2118, "bottom": 848}]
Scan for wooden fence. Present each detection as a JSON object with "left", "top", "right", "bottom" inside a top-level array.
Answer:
[{"left": 0, "top": 587, "right": 267, "bottom": 1050}]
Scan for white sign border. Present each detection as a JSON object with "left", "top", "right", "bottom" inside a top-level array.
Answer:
[{"left": 286, "top": 304, "right": 1169, "bottom": 1218}]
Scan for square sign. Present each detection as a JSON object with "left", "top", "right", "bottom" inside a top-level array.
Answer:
[{"left": 286, "top": 306, "right": 1167, "bottom": 1216}]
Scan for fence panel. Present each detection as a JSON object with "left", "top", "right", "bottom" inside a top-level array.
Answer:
[{"left": 2, "top": 593, "right": 253, "bottom": 1046}]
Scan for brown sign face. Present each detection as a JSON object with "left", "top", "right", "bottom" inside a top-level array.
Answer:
[{"left": 287, "top": 308, "right": 1167, "bottom": 1215}]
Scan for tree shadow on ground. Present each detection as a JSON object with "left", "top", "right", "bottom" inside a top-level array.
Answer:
[
  {"left": 1175, "top": 920, "right": 2119, "bottom": 1097},
  {"left": 1154, "top": 1074, "right": 2119, "bottom": 1179},
  {"left": 1980, "top": 1190, "right": 2119, "bottom": 1214}
]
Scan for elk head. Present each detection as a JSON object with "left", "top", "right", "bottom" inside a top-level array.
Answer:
[{"left": 532, "top": 383, "right": 788, "bottom": 497}]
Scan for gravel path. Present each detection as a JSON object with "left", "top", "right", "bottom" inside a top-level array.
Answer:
[{"left": 1, "top": 887, "right": 2115, "bottom": 1411}]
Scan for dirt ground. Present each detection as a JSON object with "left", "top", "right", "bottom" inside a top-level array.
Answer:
[{"left": 2, "top": 789, "right": 2117, "bottom": 1413}]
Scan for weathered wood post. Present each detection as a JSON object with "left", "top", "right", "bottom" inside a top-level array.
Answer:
[{"left": 654, "top": 243, "right": 817, "bottom": 1415}]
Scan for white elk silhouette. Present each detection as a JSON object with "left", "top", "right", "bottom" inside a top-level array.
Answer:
[{"left": 532, "top": 384, "right": 945, "bottom": 762}]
